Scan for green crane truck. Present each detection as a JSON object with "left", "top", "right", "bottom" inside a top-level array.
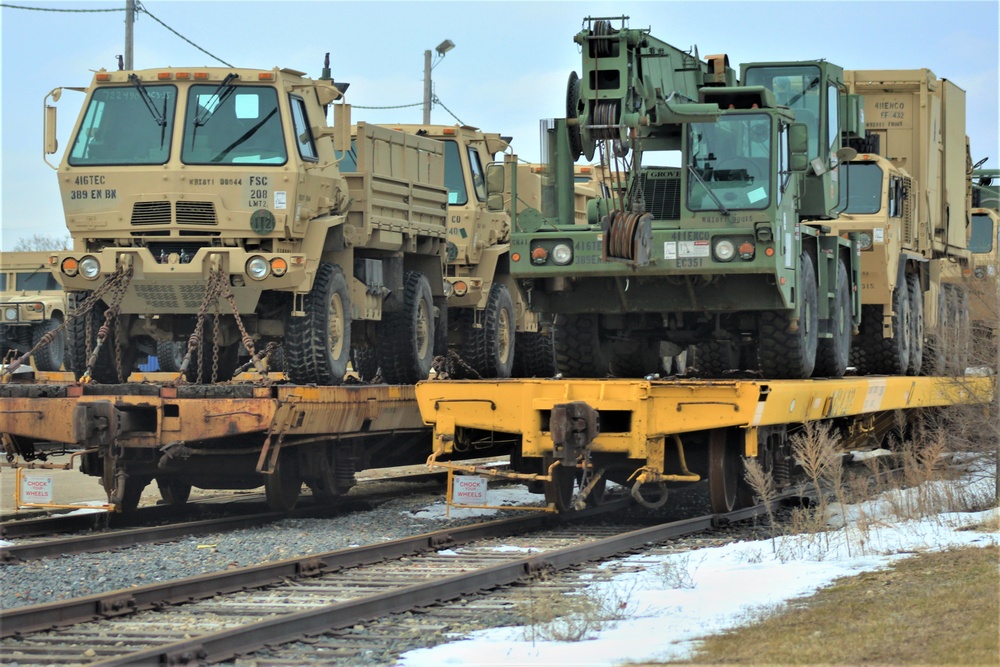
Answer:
[{"left": 491, "top": 17, "right": 861, "bottom": 379}]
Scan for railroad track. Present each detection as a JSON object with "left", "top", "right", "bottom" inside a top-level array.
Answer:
[{"left": 0, "top": 497, "right": 779, "bottom": 666}]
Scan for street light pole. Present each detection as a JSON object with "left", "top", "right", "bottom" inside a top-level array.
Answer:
[
  {"left": 124, "top": 0, "right": 135, "bottom": 70},
  {"left": 422, "top": 49, "right": 432, "bottom": 124},
  {"left": 423, "top": 39, "right": 455, "bottom": 125}
]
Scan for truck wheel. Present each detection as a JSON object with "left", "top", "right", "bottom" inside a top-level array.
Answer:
[
  {"left": 377, "top": 271, "right": 435, "bottom": 384},
  {"left": 609, "top": 336, "right": 661, "bottom": 377},
  {"left": 350, "top": 347, "right": 379, "bottom": 381},
  {"left": 31, "top": 315, "right": 66, "bottom": 372},
  {"left": 156, "top": 478, "right": 192, "bottom": 505},
  {"left": 814, "top": 258, "right": 851, "bottom": 378},
  {"left": 758, "top": 252, "right": 819, "bottom": 379},
  {"left": 184, "top": 315, "right": 240, "bottom": 384},
  {"left": 156, "top": 341, "right": 184, "bottom": 373},
  {"left": 512, "top": 331, "right": 556, "bottom": 378},
  {"left": 461, "top": 283, "right": 516, "bottom": 379},
  {"left": 921, "top": 285, "right": 948, "bottom": 376},
  {"left": 693, "top": 339, "right": 740, "bottom": 378},
  {"left": 553, "top": 313, "right": 611, "bottom": 378},
  {"left": 286, "top": 262, "right": 352, "bottom": 385},
  {"left": 905, "top": 273, "right": 924, "bottom": 376},
  {"left": 851, "top": 278, "right": 911, "bottom": 375},
  {"left": 66, "top": 291, "right": 137, "bottom": 383}
]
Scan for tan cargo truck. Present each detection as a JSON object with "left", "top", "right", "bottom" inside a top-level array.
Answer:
[
  {"left": 0, "top": 251, "right": 67, "bottom": 371},
  {"left": 42, "top": 63, "right": 447, "bottom": 385},
  {"left": 829, "top": 69, "right": 971, "bottom": 375}
]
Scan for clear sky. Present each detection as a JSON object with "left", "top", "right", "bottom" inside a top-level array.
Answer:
[{"left": 1, "top": 0, "right": 997, "bottom": 249}]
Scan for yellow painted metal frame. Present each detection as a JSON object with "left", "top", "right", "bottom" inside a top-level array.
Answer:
[{"left": 415, "top": 375, "right": 996, "bottom": 463}]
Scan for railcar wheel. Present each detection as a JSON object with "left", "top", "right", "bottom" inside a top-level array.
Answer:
[
  {"left": 156, "top": 478, "right": 192, "bottom": 505},
  {"left": 264, "top": 451, "right": 302, "bottom": 512},
  {"left": 708, "top": 428, "right": 740, "bottom": 513},
  {"left": 544, "top": 460, "right": 577, "bottom": 512},
  {"left": 582, "top": 472, "right": 607, "bottom": 507},
  {"left": 758, "top": 252, "right": 819, "bottom": 379},
  {"left": 377, "top": 271, "right": 435, "bottom": 384},
  {"left": 814, "top": 258, "right": 851, "bottom": 378}
]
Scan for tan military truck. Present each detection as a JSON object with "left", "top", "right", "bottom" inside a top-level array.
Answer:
[
  {"left": 829, "top": 69, "right": 971, "bottom": 375},
  {"left": 43, "top": 63, "right": 447, "bottom": 385},
  {"left": 0, "top": 251, "right": 67, "bottom": 371}
]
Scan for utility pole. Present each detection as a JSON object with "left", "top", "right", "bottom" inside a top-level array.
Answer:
[
  {"left": 124, "top": 0, "right": 135, "bottom": 70},
  {"left": 422, "top": 49, "right": 432, "bottom": 125}
]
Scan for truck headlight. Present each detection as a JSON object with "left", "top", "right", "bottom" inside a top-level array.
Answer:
[
  {"left": 552, "top": 243, "right": 573, "bottom": 266},
  {"left": 246, "top": 256, "right": 270, "bottom": 281},
  {"left": 79, "top": 256, "right": 101, "bottom": 280},
  {"left": 714, "top": 239, "right": 736, "bottom": 262},
  {"left": 4, "top": 307, "right": 17, "bottom": 321},
  {"left": 858, "top": 232, "right": 873, "bottom": 250}
]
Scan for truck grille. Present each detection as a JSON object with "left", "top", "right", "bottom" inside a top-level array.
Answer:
[
  {"left": 133, "top": 284, "right": 207, "bottom": 309},
  {"left": 131, "top": 201, "right": 217, "bottom": 226},
  {"left": 639, "top": 172, "right": 681, "bottom": 220},
  {"left": 131, "top": 201, "right": 171, "bottom": 226}
]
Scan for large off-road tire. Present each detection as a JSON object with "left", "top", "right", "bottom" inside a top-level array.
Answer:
[
  {"left": 156, "top": 341, "right": 184, "bottom": 373},
  {"left": 851, "top": 277, "right": 910, "bottom": 375},
  {"left": 285, "top": 262, "right": 351, "bottom": 385},
  {"left": 512, "top": 331, "right": 556, "bottom": 378},
  {"left": 921, "top": 285, "right": 949, "bottom": 376},
  {"left": 692, "top": 338, "right": 740, "bottom": 378},
  {"left": 350, "top": 347, "right": 379, "bottom": 381},
  {"left": 946, "top": 284, "right": 970, "bottom": 374},
  {"left": 31, "top": 315, "right": 66, "bottom": 371},
  {"left": 377, "top": 271, "right": 435, "bottom": 384},
  {"left": 609, "top": 336, "right": 661, "bottom": 378},
  {"left": 758, "top": 252, "right": 819, "bottom": 379},
  {"left": 183, "top": 327, "right": 240, "bottom": 384},
  {"left": 814, "top": 258, "right": 851, "bottom": 378},
  {"left": 66, "top": 291, "right": 137, "bottom": 383},
  {"left": 460, "top": 282, "right": 516, "bottom": 379},
  {"left": 905, "top": 273, "right": 924, "bottom": 376},
  {"left": 553, "top": 313, "right": 611, "bottom": 378}
]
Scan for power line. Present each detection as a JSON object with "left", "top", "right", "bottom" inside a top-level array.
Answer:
[
  {"left": 354, "top": 102, "right": 423, "bottom": 110},
  {"left": 433, "top": 95, "right": 466, "bottom": 127},
  {"left": 0, "top": 3, "right": 124, "bottom": 11},
  {"left": 136, "top": 2, "right": 233, "bottom": 67}
]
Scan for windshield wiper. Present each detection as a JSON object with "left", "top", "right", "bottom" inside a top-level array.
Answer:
[
  {"left": 211, "top": 107, "right": 278, "bottom": 163},
  {"left": 687, "top": 164, "right": 730, "bottom": 216},
  {"left": 785, "top": 76, "right": 821, "bottom": 108},
  {"left": 193, "top": 73, "right": 239, "bottom": 128},
  {"left": 128, "top": 74, "right": 168, "bottom": 148}
]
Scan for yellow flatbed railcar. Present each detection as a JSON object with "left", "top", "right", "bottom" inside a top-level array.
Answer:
[{"left": 414, "top": 375, "right": 995, "bottom": 512}]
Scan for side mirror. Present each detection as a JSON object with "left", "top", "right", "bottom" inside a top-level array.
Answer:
[
  {"left": 333, "top": 103, "right": 351, "bottom": 153},
  {"left": 789, "top": 122, "right": 809, "bottom": 173},
  {"left": 486, "top": 193, "right": 504, "bottom": 212},
  {"left": 45, "top": 105, "right": 58, "bottom": 155},
  {"left": 486, "top": 162, "right": 505, "bottom": 196}
]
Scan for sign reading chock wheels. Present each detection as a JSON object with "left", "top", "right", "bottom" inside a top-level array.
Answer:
[
  {"left": 452, "top": 475, "right": 487, "bottom": 506},
  {"left": 20, "top": 474, "right": 54, "bottom": 504}
]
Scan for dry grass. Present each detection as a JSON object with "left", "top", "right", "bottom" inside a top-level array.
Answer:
[{"left": 672, "top": 545, "right": 999, "bottom": 665}]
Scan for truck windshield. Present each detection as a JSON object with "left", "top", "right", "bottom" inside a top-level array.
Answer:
[
  {"left": 744, "top": 65, "right": 822, "bottom": 159},
  {"left": 68, "top": 86, "right": 177, "bottom": 165},
  {"left": 839, "top": 162, "right": 882, "bottom": 214},
  {"left": 15, "top": 271, "right": 59, "bottom": 291},
  {"left": 442, "top": 141, "right": 468, "bottom": 205},
  {"left": 687, "top": 114, "right": 771, "bottom": 212},
  {"left": 182, "top": 85, "right": 287, "bottom": 165},
  {"left": 970, "top": 212, "right": 995, "bottom": 253}
]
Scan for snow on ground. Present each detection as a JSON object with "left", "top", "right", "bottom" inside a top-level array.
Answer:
[{"left": 398, "top": 457, "right": 998, "bottom": 666}]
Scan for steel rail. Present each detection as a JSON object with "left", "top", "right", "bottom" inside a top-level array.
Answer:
[
  {"left": 1, "top": 498, "right": 631, "bottom": 638},
  {"left": 98, "top": 500, "right": 767, "bottom": 666}
]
